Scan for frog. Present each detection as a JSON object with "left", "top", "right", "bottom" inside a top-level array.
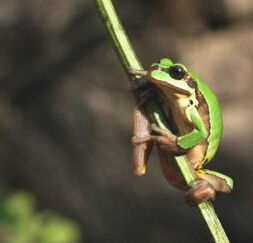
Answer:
[{"left": 129, "top": 57, "right": 233, "bottom": 205}]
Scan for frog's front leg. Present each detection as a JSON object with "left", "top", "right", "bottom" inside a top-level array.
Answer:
[
  {"left": 132, "top": 106, "right": 154, "bottom": 176},
  {"left": 132, "top": 124, "right": 187, "bottom": 154},
  {"left": 133, "top": 105, "right": 209, "bottom": 154},
  {"left": 186, "top": 170, "right": 233, "bottom": 206}
]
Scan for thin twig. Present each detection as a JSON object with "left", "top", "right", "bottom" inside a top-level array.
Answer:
[{"left": 93, "top": 0, "right": 230, "bottom": 242}]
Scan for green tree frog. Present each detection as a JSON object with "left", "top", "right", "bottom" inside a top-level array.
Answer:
[{"left": 129, "top": 58, "right": 233, "bottom": 205}]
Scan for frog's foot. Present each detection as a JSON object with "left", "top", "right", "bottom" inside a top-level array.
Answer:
[
  {"left": 150, "top": 124, "right": 171, "bottom": 134},
  {"left": 185, "top": 179, "right": 216, "bottom": 206},
  {"left": 132, "top": 124, "right": 186, "bottom": 154},
  {"left": 151, "top": 124, "right": 186, "bottom": 154}
]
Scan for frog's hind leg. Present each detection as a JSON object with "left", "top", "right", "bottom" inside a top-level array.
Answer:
[
  {"left": 198, "top": 169, "right": 233, "bottom": 193},
  {"left": 132, "top": 106, "right": 154, "bottom": 176},
  {"left": 186, "top": 168, "right": 233, "bottom": 206},
  {"left": 158, "top": 149, "right": 184, "bottom": 190}
]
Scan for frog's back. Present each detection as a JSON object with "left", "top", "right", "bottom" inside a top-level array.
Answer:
[{"left": 189, "top": 71, "right": 223, "bottom": 164}]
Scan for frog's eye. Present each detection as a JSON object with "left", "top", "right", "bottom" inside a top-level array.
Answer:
[{"left": 169, "top": 65, "right": 186, "bottom": 80}]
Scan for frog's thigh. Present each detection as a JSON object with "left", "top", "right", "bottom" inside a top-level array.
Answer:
[
  {"left": 132, "top": 106, "right": 153, "bottom": 176},
  {"left": 158, "top": 148, "right": 184, "bottom": 190},
  {"left": 197, "top": 169, "right": 233, "bottom": 193}
]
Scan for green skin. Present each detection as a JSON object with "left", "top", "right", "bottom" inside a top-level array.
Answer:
[{"left": 130, "top": 58, "right": 233, "bottom": 205}]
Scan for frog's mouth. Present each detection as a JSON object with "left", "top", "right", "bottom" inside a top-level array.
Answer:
[
  {"left": 148, "top": 75, "right": 191, "bottom": 96},
  {"left": 129, "top": 68, "right": 190, "bottom": 96}
]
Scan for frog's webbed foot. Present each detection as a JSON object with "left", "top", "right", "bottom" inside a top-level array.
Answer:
[
  {"left": 133, "top": 124, "right": 186, "bottom": 154},
  {"left": 185, "top": 179, "right": 216, "bottom": 206}
]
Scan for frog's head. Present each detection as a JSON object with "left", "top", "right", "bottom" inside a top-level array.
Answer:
[{"left": 147, "top": 58, "right": 194, "bottom": 96}]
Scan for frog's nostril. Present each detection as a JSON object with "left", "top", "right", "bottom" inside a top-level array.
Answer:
[
  {"left": 152, "top": 65, "right": 160, "bottom": 70},
  {"left": 152, "top": 65, "right": 168, "bottom": 72}
]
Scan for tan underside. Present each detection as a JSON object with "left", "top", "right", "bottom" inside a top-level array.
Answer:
[{"left": 165, "top": 92, "right": 210, "bottom": 170}]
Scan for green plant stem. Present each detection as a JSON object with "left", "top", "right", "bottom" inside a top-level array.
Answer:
[{"left": 93, "top": 0, "right": 230, "bottom": 242}]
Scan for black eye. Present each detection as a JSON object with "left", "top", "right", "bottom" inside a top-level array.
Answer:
[{"left": 169, "top": 65, "right": 186, "bottom": 80}]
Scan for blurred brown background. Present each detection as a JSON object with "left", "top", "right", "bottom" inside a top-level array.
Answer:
[{"left": 0, "top": 0, "right": 252, "bottom": 242}]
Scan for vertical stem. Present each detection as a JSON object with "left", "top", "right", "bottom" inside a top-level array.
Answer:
[
  {"left": 93, "top": 0, "right": 142, "bottom": 78},
  {"left": 93, "top": 0, "right": 230, "bottom": 242}
]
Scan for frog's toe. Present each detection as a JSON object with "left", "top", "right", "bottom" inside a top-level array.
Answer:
[
  {"left": 132, "top": 135, "right": 151, "bottom": 145},
  {"left": 185, "top": 179, "right": 216, "bottom": 206},
  {"left": 151, "top": 124, "right": 169, "bottom": 136}
]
